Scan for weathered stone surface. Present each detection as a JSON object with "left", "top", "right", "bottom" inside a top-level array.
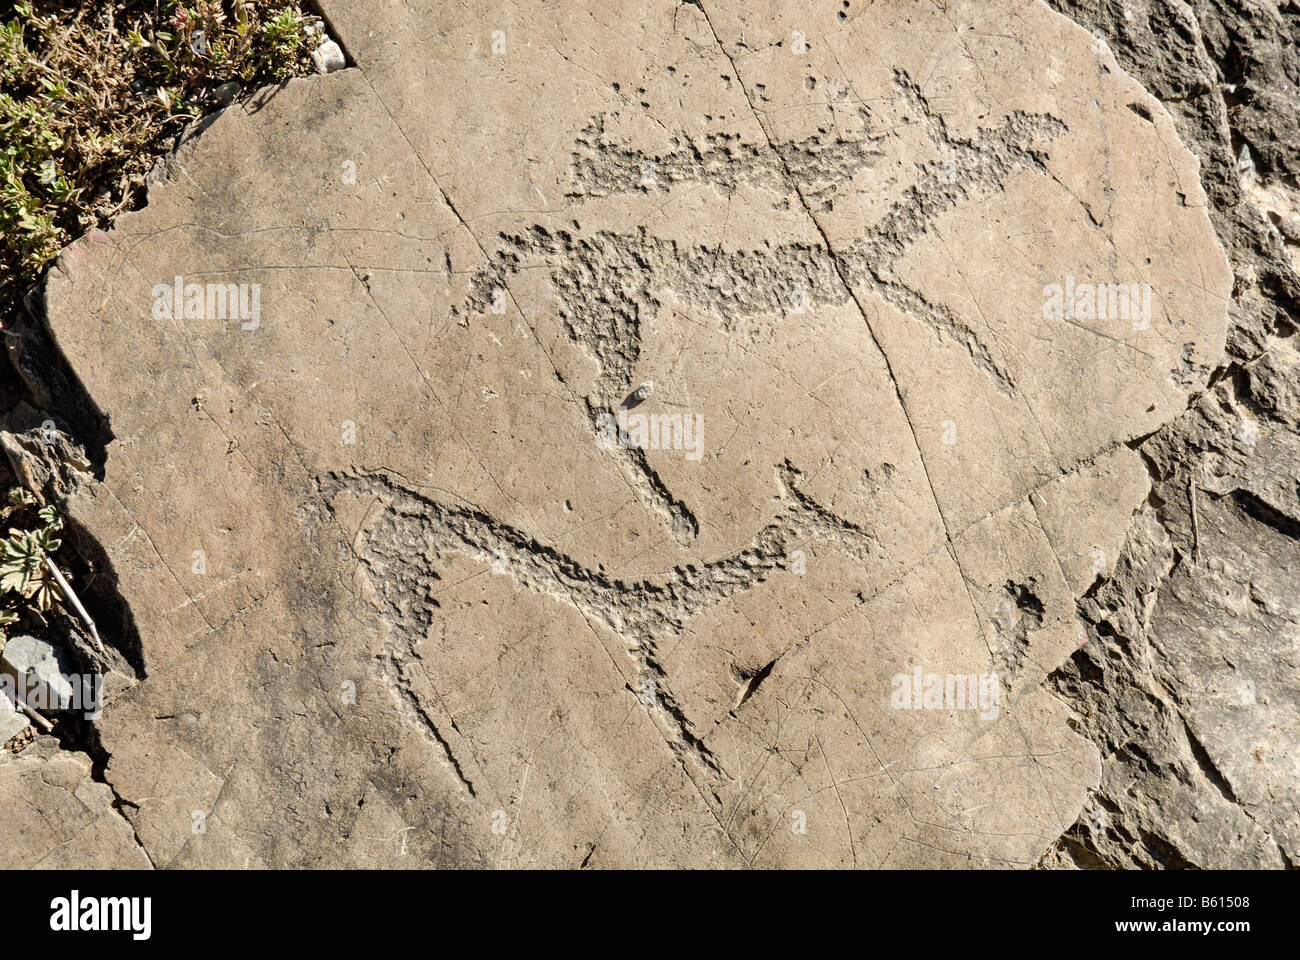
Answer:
[
  {"left": 2, "top": 633, "right": 75, "bottom": 710},
  {"left": 0, "top": 690, "right": 28, "bottom": 745},
  {"left": 1031, "top": 446, "right": 1151, "bottom": 595},
  {"left": 1044, "top": 374, "right": 1300, "bottom": 868},
  {"left": 32, "top": 0, "right": 1236, "bottom": 867},
  {"left": 0, "top": 736, "right": 151, "bottom": 868},
  {"left": 1038, "top": 0, "right": 1300, "bottom": 870}
]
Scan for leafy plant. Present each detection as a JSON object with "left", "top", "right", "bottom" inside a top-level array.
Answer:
[
  {"left": 0, "top": 2, "right": 322, "bottom": 340},
  {"left": 0, "top": 498, "right": 64, "bottom": 612}
]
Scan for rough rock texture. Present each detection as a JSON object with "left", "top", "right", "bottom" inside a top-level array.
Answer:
[
  {"left": 6, "top": 0, "right": 1293, "bottom": 869},
  {"left": 0, "top": 691, "right": 28, "bottom": 745},
  {"left": 1037, "top": 0, "right": 1300, "bottom": 870},
  {"left": 0, "top": 736, "right": 151, "bottom": 868},
  {"left": 2, "top": 634, "right": 77, "bottom": 709}
]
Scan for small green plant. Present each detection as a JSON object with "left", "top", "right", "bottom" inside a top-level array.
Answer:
[
  {"left": 0, "top": 492, "right": 64, "bottom": 616},
  {"left": 0, "top": 3, "right": 324, "bottom": 645},
  {"left": 0, "top": 489, "right": 104, "bottom": 656},
  {"left": 0, "top": 2, "right": 322, "bottom": 340}
]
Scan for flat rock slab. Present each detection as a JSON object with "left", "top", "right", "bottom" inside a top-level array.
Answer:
[
  {"left": 0, "top": 737, "right": 151, "bottom": 868},
  {"left": 39, "top": 0, "right": 1228, "bottom": 867}
]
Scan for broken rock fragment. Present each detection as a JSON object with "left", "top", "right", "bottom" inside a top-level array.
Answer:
[
  {"left": 1, "top": 633, "right": 75, "bottom": 712},
  {"left": 0, "top": 689, "right": 27, "bottom": 745},
  {"left": 0, "top": 736, "right": 151, "bottom": 868}
]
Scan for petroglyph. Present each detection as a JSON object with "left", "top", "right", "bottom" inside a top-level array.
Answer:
[
  {"left": 33, "top": 0, "right": 1234, "bottom": 868},
  {"left": 843, "top": 72, "right": 1068, "bottom": 394},
  {"left": 567, "top": 112, "right": 886, "bottom": 205},
  {"left": 468, "top": 72, "right": 1065, "bottom": 534},
  {"left": 333, "top": 459, "right": 884, "bottom": 782},
  {"left": 340, "top": 460, "right": 878, "bottom": 640}
]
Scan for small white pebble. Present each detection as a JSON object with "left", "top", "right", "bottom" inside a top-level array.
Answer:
[{"left": 312, "top": 40, "right": 346, "bottom": 74}]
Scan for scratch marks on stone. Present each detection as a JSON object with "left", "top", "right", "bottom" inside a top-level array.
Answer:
[
  {"left": 843, "top": 71, "right": 1066, "bottom": 396},
  {"left": 383, "top": 650, "right": 479, "bottom": 798}
]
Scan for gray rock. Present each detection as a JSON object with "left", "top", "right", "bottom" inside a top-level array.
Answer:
[
  {"left": 1038, "top": 0, "right": 1300, "bottom": 870},
  {"left": 1, "top": 633, "right": 75, "bottom": 711},
  {"left": 212, "top": 82, "right": 242, "bottom": 106}
]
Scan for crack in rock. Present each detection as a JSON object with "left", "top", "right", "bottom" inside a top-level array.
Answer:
[{"left": 466, "top": 82, "right": 1064, "bottom": 537}]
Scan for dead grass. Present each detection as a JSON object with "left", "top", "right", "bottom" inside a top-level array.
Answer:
[
  {"left": 0, "top": 1, "right": 324, "bottom": 665},
  {"left": 0, "top": 1, "right": 323, "bottom": 315}
]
